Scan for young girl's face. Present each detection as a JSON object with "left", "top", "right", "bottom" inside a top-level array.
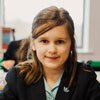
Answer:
[{"left": 32, "top": 24, "right": 71, "bottom": 71}]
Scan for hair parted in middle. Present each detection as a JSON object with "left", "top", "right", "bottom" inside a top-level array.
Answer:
[{"left": 18, "top": 6, "right": 77, "bottom": 88}]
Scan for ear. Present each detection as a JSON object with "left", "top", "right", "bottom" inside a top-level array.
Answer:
[
  {"left": 32, "top": 45, "right": 36, "bottom": 51},
  {"left": 31, "top": 42, "right": 36, "bottom": 51}
]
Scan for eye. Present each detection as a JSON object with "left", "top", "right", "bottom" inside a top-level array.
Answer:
[
  {"left": 40, "top": 40, "right": 49, "bottom": 44},
  {"left": 56, "top": 40, "right": 65, "bottom": 44}
]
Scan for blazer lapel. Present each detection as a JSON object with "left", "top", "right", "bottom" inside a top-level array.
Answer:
[
  {"left": 55, "top": 72, "right": 75, "bottom": 100},
  {"left": 26, "top": 77, "right": 46, "bottom": 100}
]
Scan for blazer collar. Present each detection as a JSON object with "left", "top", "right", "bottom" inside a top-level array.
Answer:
[
  {"left": 25, "top": 72, "right": 75, "bottom": 100},
  {"left": 26, "top": 76, "right": 46, "bottom": 100},
  {"left": 55, "top": 71, "right": 76, "bottom": 100}
]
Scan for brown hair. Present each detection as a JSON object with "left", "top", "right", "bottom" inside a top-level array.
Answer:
[
  {"left": 15, "top": 38, "right": 30, "bottom": 63},
  {"left": 18, "top": 6, "right": 77, "bottom": 88}
]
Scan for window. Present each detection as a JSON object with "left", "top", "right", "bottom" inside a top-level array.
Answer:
[
  {"left": 0, "top": 0, "right": 5, "bottom": 51},
  {"left": 0, "top": 0, "right": 5, "bottom": 26},
  {"left": 4, "top": 0, "right": 89, "bottom": 52}
]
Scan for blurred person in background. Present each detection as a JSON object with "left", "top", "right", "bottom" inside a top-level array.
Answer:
[{"left": 0, "top": 38, "right": 30, "bottom": 72}]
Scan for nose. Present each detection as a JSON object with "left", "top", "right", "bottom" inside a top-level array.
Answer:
[{"left": 48, "top": 43, "right": 57, "bottom": 54}]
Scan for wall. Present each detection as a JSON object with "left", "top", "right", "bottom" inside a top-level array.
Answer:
[{"left": 78, "top": 0, "right": 100, "bottom": 61}]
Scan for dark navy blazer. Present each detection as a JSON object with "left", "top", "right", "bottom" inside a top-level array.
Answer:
[{"left": 0, "top": 62, "right": 100, "bottom": 100}]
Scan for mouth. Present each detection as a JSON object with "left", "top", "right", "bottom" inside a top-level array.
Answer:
[{"left": 45, "top": 56, "right": 59, "bottom": 60}]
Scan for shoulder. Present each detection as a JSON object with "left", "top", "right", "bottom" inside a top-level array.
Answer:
[
  {"left": 76, "top": 62, "right": 98, "bottom": 84},
  {"left": 76, "top": 62, "right": 100, "bottom": 99},
  {"left": 3, "top": 67, "right": 19, "bottom": 94},
  {"left": 1, "top": 67, "right": 26, "bottom": 98},
  {"left": 77, "top": 62, "right": 96, "bottom": 75},
  {"left": 9, "top": 40, "right": 21, "bottom": 46},
  {"left": 5, "top": 66, "right": 27, "bottom": 92},
  {"left": 4, "top": 40, "right": 21, "bottom": 52},
  {"left": 7, "top": 40, "right": 22, "bottom": 52},
  {"left": 5, "top": 67, "right": 20, "bottom": 84},
  {"left": 5, "top": 66, "right": 25, "bottom": 88},
  {"left": 8, "top": 41, "right": 17, "bottom": 47}
]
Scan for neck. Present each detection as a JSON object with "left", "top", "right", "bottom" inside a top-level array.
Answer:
[{"left": 43, "top": 67, "right": 64, "bottom": 88}]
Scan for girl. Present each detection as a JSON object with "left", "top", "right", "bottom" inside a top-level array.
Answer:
[{"left": 0, "top": 6, "right": 100, "bottom": 100}]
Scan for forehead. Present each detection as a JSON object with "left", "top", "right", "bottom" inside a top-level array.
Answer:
[{"left": 36, "top": 24, "right": 70, "bottom": 39}]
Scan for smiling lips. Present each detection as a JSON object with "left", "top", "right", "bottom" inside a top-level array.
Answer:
[{"left": 45, "top": 56, "right": 59, "bottom": 60}]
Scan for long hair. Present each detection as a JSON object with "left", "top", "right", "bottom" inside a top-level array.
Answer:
[
  {"left": 18, "top": 6, "right": 77, "bottom": 88},
  {"left": 15, "top": 38, "right": 30, "bottom": 63}
]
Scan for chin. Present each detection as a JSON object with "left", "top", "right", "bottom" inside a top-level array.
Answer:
[{"left": 44, "top": 63, "right": 62, "bottom": 69}]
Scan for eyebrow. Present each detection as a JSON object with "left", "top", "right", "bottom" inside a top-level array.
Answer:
[{"left": 37, "top": 36, "right": 70, "bottom": 40}]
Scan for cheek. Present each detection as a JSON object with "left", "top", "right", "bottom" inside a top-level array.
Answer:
[
  {"left": 35, "top": 47, "right": 45, "bottom": 59},
  {"left": 61, "top": 44, "right": 71, "bottom": 52},
  {"left": 60, "top": 45, "right": 71, "bottom": 58},
  {"left": 61, "top": 49, "right": 70, "bottom": 58}
]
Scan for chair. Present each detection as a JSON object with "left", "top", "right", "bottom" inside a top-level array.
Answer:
[{"left": 87, "top": 60, "right": 100, "bottom": 71}]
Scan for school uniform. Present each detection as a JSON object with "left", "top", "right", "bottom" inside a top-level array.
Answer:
[{"left": 0, "top": 62, "right": 100, "bottom": 100}]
